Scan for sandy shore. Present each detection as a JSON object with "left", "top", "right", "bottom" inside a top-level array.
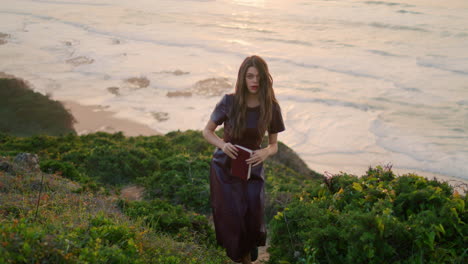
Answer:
[{"left": 63, "top": 101, "right": 159, "bottom": 137}]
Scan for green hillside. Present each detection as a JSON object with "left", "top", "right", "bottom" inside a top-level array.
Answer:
[
  {"left": 0, "top": 130, "right": 323, "bottom": 263},
  {"left": 1, "top": 131, "right": 466, "bottom": 264},
  {"left": 0, "top": 76, "right": 465, "bottom": 264}
]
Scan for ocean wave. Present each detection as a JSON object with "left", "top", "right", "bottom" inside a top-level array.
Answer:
[
  {"left": 268, "top": 57, "right": 382, "bottom": 80},
  {"left": 364, "top": 1, "right": 414, "bottom": 8},
  {"left": 417, "top": 61, "right": 468, "bottom": 75},
  {"left": 306, "top": 150, "right": 372, "bottom": 156},
  {"left": 369, "top": 22, "right": 429, "bottom": 32},
  {"left": 370, "top": 119, "right": 468, "bottom": 179},
  {"left": 367, "top": 49, "right": 403, "bottom": 57},
  {"left": 257, "top": 37, "right": 314, "bottom": 47},
  {"left": 198, "top": 21, "right": 275, "bottom": 34},
  {"left": 372, "top": 97, "right": 451, "bottom": 110},
  {"left": 0, "top": 10, "right": 241, "bottom": 57},
  {"left": 28, "top": 0, "right": 110, "bottom": 6},
  {"left": 397, "top": 9, "right": 422, "bottom": 15},
  {"left": 283, "top": 95, "right": 379, "bottom": 112},
  {"left": 401, "top": 87, "right": 421, "bottom": 92}
]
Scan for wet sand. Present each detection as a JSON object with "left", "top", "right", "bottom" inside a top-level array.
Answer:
[{"left": 63, "top": 101, "right": 159, "bottom": 137}]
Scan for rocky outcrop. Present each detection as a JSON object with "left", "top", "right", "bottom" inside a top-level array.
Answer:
[
  {"left": 14, "top": 153, "right": 40, "bottom": 171},
  {"left": 0, "top": 153, "right": 40, "bottom": 175}
]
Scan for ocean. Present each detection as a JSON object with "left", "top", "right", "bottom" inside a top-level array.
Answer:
[{"left": 1, "top": 0, "right": 467, "bottom": 180}]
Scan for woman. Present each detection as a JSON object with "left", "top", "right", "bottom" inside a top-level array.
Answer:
[{"left": 202, "top": 55, "right": 285, "bottom": 263}]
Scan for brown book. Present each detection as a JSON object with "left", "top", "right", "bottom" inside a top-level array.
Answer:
[{"left": 231, "top": 144, "right": 253, "bottom": 180}]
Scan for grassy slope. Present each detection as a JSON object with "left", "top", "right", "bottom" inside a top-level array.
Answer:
[{"left": 0, "top": 159, "right": 230, "bottom": 263}]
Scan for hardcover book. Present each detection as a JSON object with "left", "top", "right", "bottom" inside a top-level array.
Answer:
[{"left": 231, "top": 144, "right": 253, "bottom": 180}]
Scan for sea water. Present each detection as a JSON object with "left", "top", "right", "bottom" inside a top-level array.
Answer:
[{"left": 1, "top": 0, "right": 467, "bottom": 180}]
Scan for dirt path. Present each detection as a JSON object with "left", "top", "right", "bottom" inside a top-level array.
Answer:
[
  {"left": 257, "top": 244, "right": 270, "bottom": 263},
  {"left": 120, "top": 185, "right": 145, "bottom": 201}
]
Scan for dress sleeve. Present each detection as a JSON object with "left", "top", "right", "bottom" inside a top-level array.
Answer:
[
  {"left": 210, "top": 94, "right": 229, "bottom": 125},
  {"left": 268, "top": 102, "right": 286, "bottom": 134}
]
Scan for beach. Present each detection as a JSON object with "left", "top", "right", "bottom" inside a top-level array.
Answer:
[{"left": 63, "top": 101, "right": 159, "bottom": 137}]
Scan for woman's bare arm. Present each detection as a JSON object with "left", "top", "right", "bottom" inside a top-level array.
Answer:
[
  {"left": 264, "top": 133, "right": 279, "bottom": 156},
  {"left": 202, "top": 120, "right": 238, "bottom": 159}
]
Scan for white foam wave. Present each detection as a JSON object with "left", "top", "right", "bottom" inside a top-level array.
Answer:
[{"left": 370, "top": 119, "right": 468, "bottom": 179}]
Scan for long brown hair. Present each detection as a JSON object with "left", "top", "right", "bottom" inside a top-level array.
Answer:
[{"left": 229, "top": 55, "right": 278, "bottom": 139}]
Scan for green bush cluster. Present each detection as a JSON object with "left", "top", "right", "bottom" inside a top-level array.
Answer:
[
  {"left": 139, "top": 154, "right": 212, "bottom": 213},
  {"left": 268, "top": 166, "right": 467, "bottom": 264},
  {"left": 40, "top": 160, "right": 82, "bottom": 181},
  {"left": 0, "top": 214, "right": 140, "bottom": 263},
  {"left": 264, "top": 160, "right": 323, "bottom": 221}
]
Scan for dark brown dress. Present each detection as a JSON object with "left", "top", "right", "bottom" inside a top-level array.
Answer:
[{"left": 209, "top": 94, "right": 285, "bottom": 262}]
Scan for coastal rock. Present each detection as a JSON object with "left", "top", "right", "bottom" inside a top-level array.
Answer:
[
  {"left": 14, "top": 153, "right": 40, "bottom": 171},
  {"left": 107, "top": 86, "right": 120, "bottom": 96},
  {"left": 155, "top": 69, "right": 190, "bottom": 76},
  {"left": 125, "top": 76, "right": 150, "bottom": 88},
  {"left": 166, "top": 91, "right": 192, "bottom": 97},
  {"left": 192, "top": 77, "right": 232, "bottom": 97},
  {"left": 151, "top": 112, "right": 169, "bottom": 122},
  {"left": 0, "top": 160, "right": 13, "bottom": 173},
  {"left": 165, "top": 77, "right": 232, "bottom": 98},
  {"left": 172, "top": 69, "right": 189, "bottom": 76},
  {"left": 0, "top": 32, "right": 9, "bottom": 45}
]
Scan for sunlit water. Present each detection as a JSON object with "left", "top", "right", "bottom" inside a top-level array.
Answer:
[{"left": 1, "top": 0, "right": 467, "bottom": 180}]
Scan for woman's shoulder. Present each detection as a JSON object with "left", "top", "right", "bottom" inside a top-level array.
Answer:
[{"left": 220, "top": 93, "right": 235, "bottom": 104}]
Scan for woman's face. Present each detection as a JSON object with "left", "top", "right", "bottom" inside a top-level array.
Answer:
[{"left": 245, "top": 66, "right": 260, "bottom": 95}]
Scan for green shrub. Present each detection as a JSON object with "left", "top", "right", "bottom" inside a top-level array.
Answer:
[
  {"left": 84, "top": 145, "right": 159, "bottom": 185},
  {"left": 140, "top": 154, "right": 211, "bottom": 213},
  {"left": 40, "top": 159, "right": 82, "bottom": 181},
  {"left": 0, "top": 215, "right": 142, "bottom": 263},
  {"left": 0, "top": 219, "right": 70, "bottom": 263},
  {"left": 269, "top": 167, "right": 467, "bottom": 264},
  {"left": 264, "top": 161, "right": 323, "bottom": 221}
]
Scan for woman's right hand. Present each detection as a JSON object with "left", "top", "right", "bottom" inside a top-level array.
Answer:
[{"left": 222, "top": 142, "right": 238, "bottom": 159}]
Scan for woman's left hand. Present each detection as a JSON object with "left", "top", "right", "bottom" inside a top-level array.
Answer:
[{"left": 246, "top": 148, "right": 270, "bottom": 167}]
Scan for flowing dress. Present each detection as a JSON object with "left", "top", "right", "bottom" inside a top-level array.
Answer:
[{"left": 209, "top": 93, "right": 285, "bottom": 262}]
